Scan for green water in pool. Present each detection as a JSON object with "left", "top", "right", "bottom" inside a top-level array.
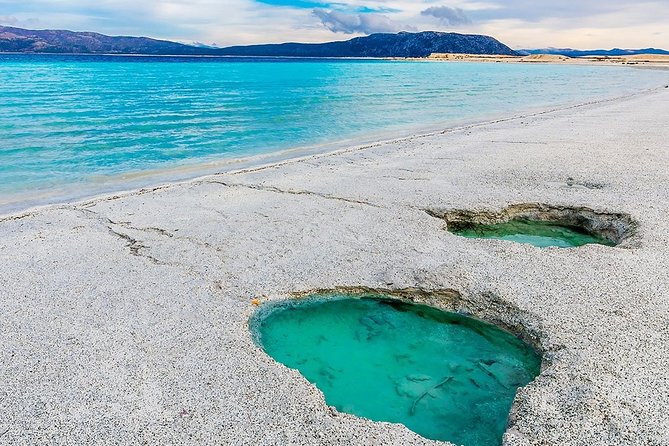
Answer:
[
  {"left": 254, "top": 294, "right": 541, "bottom": 446},
  {"left": 451, "top": 219, "right": 615, "bottom": 248}
]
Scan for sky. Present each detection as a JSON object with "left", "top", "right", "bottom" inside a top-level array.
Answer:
[{"left": 1, "top": 0, "right": 668, "bottom": 49}]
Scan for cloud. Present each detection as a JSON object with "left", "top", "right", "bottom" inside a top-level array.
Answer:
[
  {"left": 256, "top": 0, "right": 330, "bottom": 8},
  {"left": 420, "top": 6, "right": 471, "bottom": 25},
  {"left": 0, "top": 15, "right": 19, "bottom": 25},
  {"left": 312, "top": 9, "right": 409, "bottom": 34}
]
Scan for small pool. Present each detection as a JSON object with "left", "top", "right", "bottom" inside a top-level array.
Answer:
[
  {"left": 252, "top": 293, "right": 541, "bottom": 446},
  {"left": 451, "top": 219, "right": 616, "bottom": 248}
]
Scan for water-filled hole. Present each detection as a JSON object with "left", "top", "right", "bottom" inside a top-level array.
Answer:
[
  {"left": 429, "top": 204, "right": 636, "bottom": 248},
  {"left": 251, "top": 293, "right": 541, "bottom": 446},
  {"left": 450, "top": 219, "right": 614, "bottom": 248}
]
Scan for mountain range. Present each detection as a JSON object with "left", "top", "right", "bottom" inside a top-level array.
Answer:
[
  {"left": 2, "top": 26, "right": 666, "bottom": 59},
  {"left": 0, "top": 26, "right": 517, "bottom": 57}
]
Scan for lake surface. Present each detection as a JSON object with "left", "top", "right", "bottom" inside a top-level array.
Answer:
[{"left": 0, "top": 54, "right": 666, "bottom": 213}]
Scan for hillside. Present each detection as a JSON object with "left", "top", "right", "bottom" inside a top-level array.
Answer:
[
  {"left": 0, "top": 26, "right": 209, "bottom": 55},
  {"left": 0, "top": 26, "right": 517, "bottom": 57},
  {"left": 217, "top": 31, "right": 517, "bottom": 57}
]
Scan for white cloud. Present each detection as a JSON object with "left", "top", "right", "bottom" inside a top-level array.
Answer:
[
  {"left": 420, "top": 6, "right": 471, "bottom": 25},
  {"left": 313, "top": 9, "right": 412, "bottom": 34},
  {"left": 0, "top": 15, "right": 19, "bottom": 25}
]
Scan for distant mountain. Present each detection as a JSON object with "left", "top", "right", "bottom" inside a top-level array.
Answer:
[
  {"left": 0, "top": 26, "right": 517, "bottom": 57},
  {"left": 216, "top": 32, "right": 517, "bottom": 57},
  {"left": 520, "top": 47, "right": 669, "bottom": 57},
  {"left": 0, "top": 26, "right": 211, "bottom": 55}
]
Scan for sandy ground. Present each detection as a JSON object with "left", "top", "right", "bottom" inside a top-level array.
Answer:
[
  {"left": 1, "top": 84, "right": 669, "bottom": 446},
  {"left": 427, "top": 52, "right": 669, "bottom": 67}
]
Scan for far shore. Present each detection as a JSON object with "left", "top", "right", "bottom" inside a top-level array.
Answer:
[{"left": 422, "top": 52, "right": 669, "bottom": 67}]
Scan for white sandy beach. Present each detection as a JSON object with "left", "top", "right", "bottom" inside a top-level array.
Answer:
[
  {"left": 425, "top": 52, "right": 669, "bottom": 67},
  {"left": 1, "top": 85, "right": 669, "bottom": 445}
]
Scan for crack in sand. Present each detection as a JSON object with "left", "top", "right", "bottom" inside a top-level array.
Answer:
[
  {"left": 207, "top": 180, "right": 383, "bottom": 208},
  {"left": 113, "top": 221, "right": 221, "bottom": 252},
  {"left": 489, "top": 140, "right": 550, "bottom": 145},
  {"left": 73, "top": 208, "right": 166, "bottom": 264},
  {"left": 105, "top": 226, "right": 165, "bottom": 265},
  {"left": 75, "top": 207, "right": 220, "bottom": 253},
  {"left": 71, "top": 207, "right": 232, "bottom": 290}
]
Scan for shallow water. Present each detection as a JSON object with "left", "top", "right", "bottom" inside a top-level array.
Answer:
[
  {"left": 452, "top": 219, "right": 615, "bottom": 248},
  {"left": 255, "top": 295, "right": 541, "bottom": 446},
  {"left": 1, "top": 54, "right": 667, "bottom": 212}
]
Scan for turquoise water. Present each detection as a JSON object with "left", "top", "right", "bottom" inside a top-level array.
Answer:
[
  {"left": 0, "top": 54, "right": 666, "bottom": 212},
  {"left": 452, "top": 219, "right": 616, "bottom": 248},
  {"left": 254, "top": 294, "right": 541, "bottom": 446}
]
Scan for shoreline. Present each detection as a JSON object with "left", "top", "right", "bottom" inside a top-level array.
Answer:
[{"left": 2, "top": 82, "right": 667, "bottom": 220}]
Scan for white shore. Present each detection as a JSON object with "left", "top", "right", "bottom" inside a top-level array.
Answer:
[
  {"left": 1, "top": 85, "right": 669, "bottom": 445},
  {"left": 425, "top": 52, "right": 669, "bottom": 67}
]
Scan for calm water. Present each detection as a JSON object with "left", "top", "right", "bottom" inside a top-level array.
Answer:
[
  {"left": 451, "top": 220, "right": 616, "bottom": 248},
  {"left": 254, "top": 294, "right": 541, "bottom": 446},
  {"left": 0, "top": 54, "right": 666, "bottom": 212}
]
